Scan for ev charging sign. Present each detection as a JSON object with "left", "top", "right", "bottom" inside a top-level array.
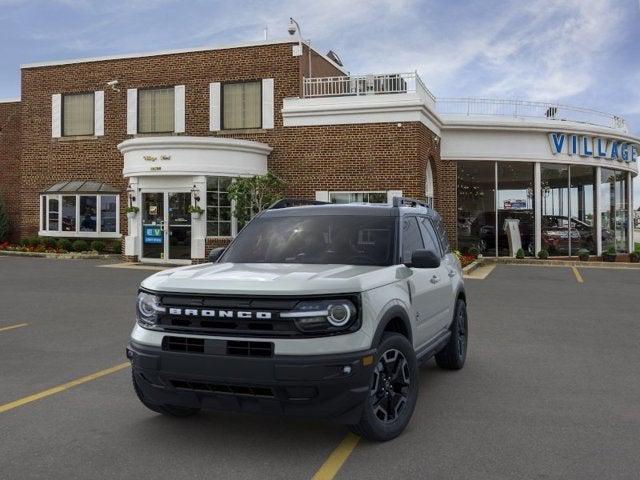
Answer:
[{"left": 548, "top": 132, "right": 638, "bottom": 163}]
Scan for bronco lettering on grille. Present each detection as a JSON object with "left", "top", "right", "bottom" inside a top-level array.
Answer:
[{"left": 167, "top": 308, "right": 272, "bottom": 320}]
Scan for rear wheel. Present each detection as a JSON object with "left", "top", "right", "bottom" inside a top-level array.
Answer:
[
  {"left": 349, "top": 333, "right": 419, "bottom": 442},
  {"left": 132, "top": 371, "right": 200, "bottom": 417},
  {"left": 435, "top": 298, "right": 468, "bottom": 370}
]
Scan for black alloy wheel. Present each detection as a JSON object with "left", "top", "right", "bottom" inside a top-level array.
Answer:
[
  {"left": 435, "top": 298, "right": 468, "bottom": 370},
  {"left": 371, "top": 349, "right": 411, "bottom": 423}
]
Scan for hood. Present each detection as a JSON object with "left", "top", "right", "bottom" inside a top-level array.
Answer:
[{"left": 141, "top": 262, "right": 403, "bottom": 295}]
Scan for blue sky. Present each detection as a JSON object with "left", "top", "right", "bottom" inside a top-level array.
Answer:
[{"left": 1, "top": 0, "right": 639, "bottom": 204}]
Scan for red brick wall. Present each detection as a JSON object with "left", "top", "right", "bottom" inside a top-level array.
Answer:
[{"left": 0, "top": 101, "right": 21, "bottom": 241}]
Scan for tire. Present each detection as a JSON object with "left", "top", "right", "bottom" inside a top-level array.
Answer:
[
  {"left": 132, "top": 371, "right": 200, "bottom": 417},
  {"left": 435, "top": 298, "right": 468, "bottom": 370},
  {"left": 349, "top": 333, "right": 419, "bottom": 442}
]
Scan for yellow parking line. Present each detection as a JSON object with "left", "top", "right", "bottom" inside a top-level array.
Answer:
[
  {"left": 572, "top": 266, "right": 584, "bottom": 283},
  {"left": 0, "top": 362, "right": 130, "bottom": 414},
  {"left": 0, "top": 323, "right": 28, "bottom": 333},
  {"left": 311, "top": 432, "right": 360, "bottom": 480}
]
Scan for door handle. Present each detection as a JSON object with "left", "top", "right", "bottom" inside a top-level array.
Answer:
[
  {"left": 430, "top": 275, "right": 440, "bottom": 284},
  {"left": 448, "top": 270, "right": 456, "bottom": 278}
]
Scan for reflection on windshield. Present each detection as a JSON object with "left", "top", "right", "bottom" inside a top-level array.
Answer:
[{"left": 222, "top": 215, "right": 396, "bottom": 266}]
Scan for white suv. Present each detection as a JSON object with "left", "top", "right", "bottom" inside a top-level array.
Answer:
[{"left": 127, "top": 197, "right": 468, "bottom": 441}]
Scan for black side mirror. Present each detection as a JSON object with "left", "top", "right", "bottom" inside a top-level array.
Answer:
[
  {"left": 407, "top": 249, "right": 440, "bottom": 269},
  {"left": 208, "top": 247, "right": 226, "bottom": 263}
]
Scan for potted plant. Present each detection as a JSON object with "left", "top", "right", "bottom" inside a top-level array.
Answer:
[
  {"left": 188, "top": 205, "right": 204, "bottom": 219},
  {"left": 603, "top": 245, "right": 617, "bottom": 262},
  {"left": 515, "top": 248, "right": 525, "bottom": 259},
  {"left": 629, "top": 251, "right": 640, "bottom": 263},
  {"left": 577, "top": 248, "right": 590, "bottom": 262},
  {"left": 537, "top": 249, "right": 549, "bottom": 260},
  {"left": 125, "top": 206, "right": 139, "bottom": 220}
]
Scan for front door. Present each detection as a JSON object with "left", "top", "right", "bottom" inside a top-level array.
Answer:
[{"left": 141, "top": 192, "right": 191, "bottom": 263}]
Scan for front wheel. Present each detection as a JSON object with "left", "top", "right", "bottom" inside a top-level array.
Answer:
[
  {"left": 349, "top": 333, "right": 419, "bottom": 442},
  {"left": 435, "top": 298, "right": 468, "bottom": 370}
]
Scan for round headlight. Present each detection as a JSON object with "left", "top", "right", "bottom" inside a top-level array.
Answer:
[
  {"left": 136, "top": 292, "right": 164, "bottom": 327},
  {"left": 327, "top": 303, "right": 352, "bottom": 327}
]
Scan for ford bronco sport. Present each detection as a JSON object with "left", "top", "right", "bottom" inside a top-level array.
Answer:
[{"left": 127, "top": 197, "right": 468, "bottom": 441}]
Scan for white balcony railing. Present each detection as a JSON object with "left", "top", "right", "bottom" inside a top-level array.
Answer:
[
  {"left": 303, "top": 72, "right": 436, "bottom": 104},
  {"left": 436, "top": 97, "right": 628, "bottom": 131}
]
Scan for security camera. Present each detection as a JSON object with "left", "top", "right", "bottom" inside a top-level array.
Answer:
[
  {"left": 287, "top": 23, "right": 297, "bottom": 35},
  {"left": 106, "top": 80, "right": 120, "bottom": 92}
]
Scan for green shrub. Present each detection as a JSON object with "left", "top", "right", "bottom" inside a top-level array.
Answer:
[
  {"left": 577, "top": 248, "right": 590, "bottom": 261},
  {"left": 537, "top": 249, "right": 549, "bottom": 260},
  {"left": 40, "top": 237, "right": 57, "bottom": 249},
  {"left": 515, "top": 248, "right": 525, "bottom": 259},
  {"left": 468, "top": 246, "right": 480, "bottom": 256},
  {"left": 72, "top": 239, "right": 89, "bottom": 252},
  {"left": 111, "top": 239, "right": 122, "bottom": 254},
  {"left": 629, "top": 251, "right": 640, "bottom": 263},
  {"left": 27, "top": 236, "right": 41, "bottom": 247},
  {"left": 18, "top": 237, "right": 29, "bottom": 247},
  {"left": 90, "top": 240, "right": 106, "bottom": 253},
  {"left": 606, "top": 245, "right": 616, "bottom": 255},
  {"left": 57, "top": 238, "right": 73, "bottom": 252},
  {"left": 0, "top": 195, "right": 9, "bottom": 242}
]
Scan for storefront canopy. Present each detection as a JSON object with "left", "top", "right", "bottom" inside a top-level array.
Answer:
[{"left": 42, "top": 180, "right": 120, "bottom": 194}]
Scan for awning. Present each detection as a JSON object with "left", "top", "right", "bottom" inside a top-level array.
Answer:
[{"left": 42, "top": 180, "right": 120, "bottom": 194}]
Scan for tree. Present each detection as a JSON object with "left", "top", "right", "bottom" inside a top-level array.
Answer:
[
  {"left": 226, "top": 173, "right": 286, "bottom": 226},
  {"left": 0, "top": 194, "right": 10, "bottom": 242}
]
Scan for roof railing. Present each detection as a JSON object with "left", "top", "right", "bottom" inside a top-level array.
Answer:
[
  {"left": 268, "top": 198, "right": 329, "bottom": 209},
  {"left": 392, "top": 197, "right": 431, "bottom": 209}
]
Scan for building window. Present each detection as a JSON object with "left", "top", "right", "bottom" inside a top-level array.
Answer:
[
  {"left": 600, "top": 168, "right": 628, "bottom": 253},
  {"left": 138, "top": 87, "right": 175, "bottom": 133},
  {"left": 62, "top": 92, "right": 94, "bottom": 136},
  {"left": 329, "top": 192, "right": 388, "bottom": 204},
  {"left": 222, "top": 81, "right": 261, "bottom": 130},
  {"left": 206, "top": 177, "right": 233, "bottom": 236},
  {"left": 40, "top": 194, "right": 120, "bottom": 237}
]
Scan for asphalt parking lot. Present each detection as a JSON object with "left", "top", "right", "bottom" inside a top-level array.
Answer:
[{"left": 1, "top": 257, "right": 639, "bottom": 479}]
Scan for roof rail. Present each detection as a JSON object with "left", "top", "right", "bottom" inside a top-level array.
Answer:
[
  {"left": 268, "top": 198, "right": 329, "bottom": 209},
  {"left": 392, "top": 196, "right": 431, "bottom": 209}
]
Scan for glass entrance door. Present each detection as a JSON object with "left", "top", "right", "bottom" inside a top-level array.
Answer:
[{"left": 141, "top": 192, "right": 192, "bottom": 262}]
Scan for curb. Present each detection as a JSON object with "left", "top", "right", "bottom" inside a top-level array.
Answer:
[
  {"left": 462, "top": 257, "right": 485, "bottom": 274},
  {"left": 482, "top": 257, "right": 640, "bottom": 269},
  {"left": 0, "top": 250, "right": 119, "bottom": 260}
]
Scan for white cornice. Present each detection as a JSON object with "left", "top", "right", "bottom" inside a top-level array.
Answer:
[
  {"left": 0, "top": 97, "right": 20, "bottom": 103},
  {"left": 117, "top": 136, "right": 272, "bottom": 156}
]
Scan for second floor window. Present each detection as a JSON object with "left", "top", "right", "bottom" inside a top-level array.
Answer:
[
  {"left": 63, "top": 92, "right": 94, "bottom": 136},
  {"left": 138, "top": 87, "right": 175, "bottom": 133},
  {"left": 223, "top": 81, "right": 261, "bottom": 130}
]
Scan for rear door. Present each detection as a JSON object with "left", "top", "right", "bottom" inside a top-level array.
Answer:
[{"left": 401, "top": 216, "right": 450, "bottom": 347}]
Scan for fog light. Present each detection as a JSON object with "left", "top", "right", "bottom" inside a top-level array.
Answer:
[{"left": 342, "top": 365, "right": 352, "bottom": 375}]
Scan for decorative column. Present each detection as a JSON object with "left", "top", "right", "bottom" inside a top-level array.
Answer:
[
  {"left": 124, "top": 177, "right": 140, "bottom": 259},
  {"left": 595, "top": 167, "right": 602, "bottom": 256},
  {"left": 190, "top": 176, "right": 207, "bottom": 260},
  {"left": 534, "top": 162, "right": 541, "bottom": 255}
]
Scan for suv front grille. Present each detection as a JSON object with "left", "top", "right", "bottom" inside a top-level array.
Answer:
[
  {"left": 226, "top": 341, "right": 273, "bottom": 357},
  {"left": 170, "top": 379, "right": 275, "bottom": 398}
]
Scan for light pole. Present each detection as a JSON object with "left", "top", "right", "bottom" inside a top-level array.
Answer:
[{"left": 288, "top": 17, "right": 312, "bottom": 79}]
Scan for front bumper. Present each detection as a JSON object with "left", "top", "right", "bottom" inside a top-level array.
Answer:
[{"left": 127, "top": 340, "right": 375, "bottom": 424}]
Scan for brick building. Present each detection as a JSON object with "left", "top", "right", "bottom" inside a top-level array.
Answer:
[{"left": 0, "top": 38, "right": 638, "bottom": 263}]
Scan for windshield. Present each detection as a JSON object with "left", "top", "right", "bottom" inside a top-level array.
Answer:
[{"left": 222, "top": 215, "right": 397, "bottom": 266}]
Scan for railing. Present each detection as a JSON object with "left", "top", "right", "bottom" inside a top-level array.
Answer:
[
  {"left": 303, "top": 72, "right": 436, "bottom": 103},
  {"left": 436, "top": 97, "right": 627, "bottom": 131}
]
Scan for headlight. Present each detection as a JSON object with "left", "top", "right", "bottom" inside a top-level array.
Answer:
[
  {"left": 281, "top": 299, "right": 358, "bottom": 334},
  {"left": 136, "top": 291, "right": 165, "bottom": 328}
]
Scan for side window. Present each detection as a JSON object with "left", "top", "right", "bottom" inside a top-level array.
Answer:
[
  {"left": 433, "top": 216, "right": 451, "bottom": 253},
  {"left": 418, "top": 217, "right": 442, "bottom": 256},
  {"left": 401, "top": 217, "right": 424, "bottom": 263}
]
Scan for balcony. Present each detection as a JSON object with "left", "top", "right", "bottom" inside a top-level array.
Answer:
[{"left": 300, "top": 73, "right": 628, "bottom": 132}]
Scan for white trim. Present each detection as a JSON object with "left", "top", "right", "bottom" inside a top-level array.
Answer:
[
  {"left": 174, "top": 85, "right": 185, "bottom": 133},
  {"left": 534, "top": 162, "right": 541, "bottom": 255},
  {"left": 315, "top": 191, "right": 329, "bottom": 202},
  {"left": 127, "top": 88, "right": 137, "bottom": 135},
  {"left": 628, "top": 171, "right": 634, "bottom": 253},
  {"left": 262, "top": 78, "right": 274, "bottom": 129},
  {"left": 94, "top": 90, "right": 104, "bottom": 136},
  {"left": 0, "top": 97, "right": 20, "bottom": 103},
  {"left": 38, "top": 231, "right": 122, "bottom": 239},
  {"left": 209, "top": 82, "right": 221, "bottom": 132},
  {"left": 39, "top": 193, "right": 120, "bottom": 237},
  {"left": 51, "top": 94, "right": 61, "bottom": 138},
  {"left": 595, "top": 167, "right": 602, "bottom": 256},
  {"left": 20, "top": 38, "right": 347, "bottom": 74},
  {"left": 387, "top": 191, "right": 403, "bottom": 204}
]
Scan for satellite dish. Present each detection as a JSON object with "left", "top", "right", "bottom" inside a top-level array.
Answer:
[{"left": 326, "top": 50, "right": 344, "bottom": 67}]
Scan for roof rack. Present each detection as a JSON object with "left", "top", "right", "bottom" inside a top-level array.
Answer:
[
  {"left": 268, "top": 198, "right": 329, "bottom": 209},
  {"left": 392, "top": 196, "right": 431, "bottom": 209}
]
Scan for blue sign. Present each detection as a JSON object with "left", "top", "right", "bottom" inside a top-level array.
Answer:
[
  {"left": 548, "top": 132, "right": 638, "bottom": 163},
  {"left": 144, "top": 226, "right": 163, "bottom": 244}
]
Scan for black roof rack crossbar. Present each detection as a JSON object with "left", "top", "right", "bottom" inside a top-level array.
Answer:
[
  {"left": 269, "top": 198, "right": 329, "bottom": 209},
  {"left": 392, "top": 196, "right": 431, "bottom": 209}
]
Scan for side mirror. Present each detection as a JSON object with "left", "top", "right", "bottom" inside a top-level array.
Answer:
[
  {"left": 208, "top": 247, "right": 226, "bottom": 263},
  {"left": 407, "top": 249, "right": 440, "bottom": 269}
]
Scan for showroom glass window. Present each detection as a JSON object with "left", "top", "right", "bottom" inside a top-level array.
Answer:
[
  {"left": 329, "top": 192, "right": 387, "bottom": 204},
  {"left": 62, "top": 92, "right": 94, "bottom": 136},
  {"left": 457, "top": 161, "right": 496, "bottom": 256},
  {"left": 497, "top": 163, "right": 535, "bottom": 256},
  {"left": 600, "top": 168, "right": 628, "bottom": 253},
  {"left": 569, "top": 165, "right": 596, "bottom": 254},
  {"left": 40, "top": 194, "right": 119, "bottom": 236},
  {"left": 541, "top": 164, "right": 570, "bottom": 255},
  {"left": 138, "top": 87, "right": 175, "bottom": 133},
  {"left": 206, "top": 177, "right": 233, "bottom": 236},
  {"left": 222, "top": 81, "right": 261, "bottom": 130}
]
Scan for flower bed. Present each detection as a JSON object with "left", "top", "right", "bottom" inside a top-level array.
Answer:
[
  {"left": 0, "top": 241, "right": 69, "bottom": 254},
  {"left": 459, "top": 255, "right": 477, "bottom": 268}
]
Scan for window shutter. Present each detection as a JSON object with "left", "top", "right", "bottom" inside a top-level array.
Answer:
[
  {"left": 262, "top": 78, "right": 274, "bottom": 129},
  {"left": 127, "top": 88, "right": 137, "bottom": 135},
  {"left": 315, "top": 191, "right": 329, "bottom": 202},
  {"left": 51, "top": 94, "right": 61, "bottom": 138},
  {"left": 94, "top": 90, "right": 104, "bottom": 136},
  {"left": 174, "top": 85, "right": 185, "bottom": 133},
  {"left": 209, "top": 82, "right": 221, "bottom": 131},
  {"left": 387, "top": 190, "right": 403, "bottom": 204}
]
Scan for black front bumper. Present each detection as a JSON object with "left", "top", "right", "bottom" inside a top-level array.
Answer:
[{"left": 127, "top": 340, "right": 375, "bottom": 424}]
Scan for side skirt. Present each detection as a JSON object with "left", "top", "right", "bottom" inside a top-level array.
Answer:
[{"left": 415, "top": 330, "right": 451, "bottom": 364}]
